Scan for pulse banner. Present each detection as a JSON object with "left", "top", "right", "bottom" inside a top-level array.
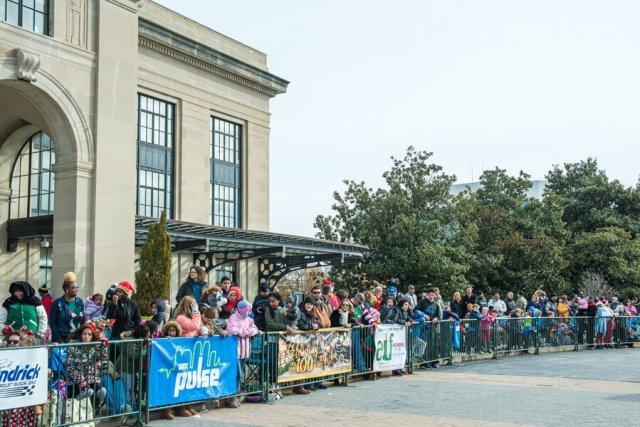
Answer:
[
  {"left": 373, "top": 324, "right": 407, "bottom": 372},
  {"left": 148, "top": 336, "right": 239, "bottom": 408},
  {"left": 277, "top": 328, "right": 351, "bottom": 383},
  {"left": 0, "top": 347, "right": 48, "bottom": 410}
]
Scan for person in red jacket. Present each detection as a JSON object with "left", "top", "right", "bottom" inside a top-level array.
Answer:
[{"left": 38, "top": 284, "right": 53, "bottom": 315}]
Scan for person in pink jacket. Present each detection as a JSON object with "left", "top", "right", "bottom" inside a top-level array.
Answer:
[
  {"left": 225, "top": 300, "right": 258, "bottom": 408},
  {"left": 174, "top": 296, "right": 205, "bottom": 337},
  {"left": 480, "top": 306, "right": 496, "bottom": 352}
]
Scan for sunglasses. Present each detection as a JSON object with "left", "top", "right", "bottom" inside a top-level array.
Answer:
[
  {"left": 312, "top": 291, "right": 321, "bottom": 295},
  {"left": 7, "top": 340, "right": 19, "bottom": 345}
]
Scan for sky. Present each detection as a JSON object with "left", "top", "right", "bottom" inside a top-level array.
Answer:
[{"left": 156, "top": 0, "right": 640, "bottom": 237}]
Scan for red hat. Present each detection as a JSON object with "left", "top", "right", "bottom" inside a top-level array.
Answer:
[
  {"left": 322, "top": 279, "right": 334, "bottom": 287},
  {"left": 117, "top": 281, "right": 135, "bottom": 297}
]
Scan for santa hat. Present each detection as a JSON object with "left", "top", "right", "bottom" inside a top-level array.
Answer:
[
  {"left": 117, "top": 281, "right": 135, "bottom": 297},
  {"left": 322, "top": 278, "right": 334, "bottom": 287}
]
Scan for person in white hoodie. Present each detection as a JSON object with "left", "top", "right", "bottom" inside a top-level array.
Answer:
[
  {"left": 488, "top": 293, "right": 507, "bottom": 317},
  {"left": 404, "top": 285, "right": 418, "bottom": 309}
]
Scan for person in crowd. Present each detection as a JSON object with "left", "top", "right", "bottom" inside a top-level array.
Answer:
[
  {"left": 1, "top": 329, "right": 37, "bottom": 426},
  {"left": 461, "top": 286, "right": 477, "bottom": 316},
  {"left": 102, "top": 284, "right": 118, "bottom": 316},
  {"left": 49, "top": 272, "right": 85, "bottom": 343},
  {"left": 331, "top": 298, "right": 355, "bottom": 328},
  {"left": 416, "top": 289, "right": 442, "bottom": 321},
  {"left": 84, "top": 293, "right": 105, "bottom": 322},
  {"left": 433, "top": 287, "right": 445, "bottom": 313},
  {"left": 252, "top": 283, "right": 271, "bottom": 331},
  {"left": 118, "top": 322, "right": 151, "bottom": 423},
  {"left": 451, "top": 292, "right": 465, "bottom": 319},
  {"left": 0, "top": 281, "right": 47, "bottom": 339},
  {"left": 625, "top": 299, "right": 638, "bottom": 316},
  {"left": 311, "top": 285, "right": 332, "bottom": 329},
  {"left": 201, "top": 306, "right": 228, "bottom": 336},
  {"left": 157, "top": 320, "right": 188, "bottom": 419},
  {"left": 352, "top": 293, "right": 367, "bottom": 324},
  {"left": 505, "top": 291, "right": 517, "bottom": 316},
  {"left": 404, "top": 285, "right": 418, "bottom": 309},
  {"left": 220, "top": 276, "right": 232, "bottom": 298},
  {"left": 516, "top": 293, "right": 528, "bottom": 310},
  {"left": 284, "top": 296, "right": 300, "bottom": 328},
  {"left": 107, "top": 281, "right": 141, "bottom": 340},
  {"left": 150, "top": 298, "right": 167, "bottom": 328},
  {"left": 480, "top": 306, "right": 496, "bottom": 352},
  {"left": 38, "top": 284, "right": 54, "bottom": 315},
  {"left": 488, "top": 292, "right": 506, "bottom": 316},
  {"left": 545, "top": 294, "right": 558, "bottom": 317},
  {"left": 477, "top": 291, "right": 488, "bottom": 308},
  {"left": 386, "top": 284, "right": 398, "bottom": 300},
  {"left": 557, "top": 295, "right": 570, "bottom": 320},
  {"left": 526, "top": 293, "right": 543, "bottom": 314},
  {"left": 176, "top": 266, "right": 207, "bottom": 305},
  {"left": 442, "top": 303, "right": 460, "bottom": 321},
  {"left": 221, "top": 286, "right": 243, "bottom": 319},
  {"left": 323, "top": 279, "right": 341, "bottom": 311},
  {"left": 610, "top": 297, "right": 621, "bottom": 311},
  {"left": 372, "top": 287, "right": 383, "bottom": 310},
  {"left": 226, "top": 300, "right": 259, "bottom": 408},
  {"left": 175, "top": 296, "right": 206, "bottom": 337},
  {"left": 577, "top": 293, "right": 589, "bottom": 316},
  {"left": 298, "top": 296, "right": 320, "bottom": 331},
  {"left": 203, "top": 284, "right": 227, "bottom": 310},
  {"left": 66, "top": 322, "right": 108, "bottom": 402},
  {"left": 265, "top": 292, "right": 294, "bottom": 333},
  {"left": 595, "top": 301, "right": 611, "bottom": 349},
  {"left": 363, "top": 290, "right": 375, "bottom": 310}
]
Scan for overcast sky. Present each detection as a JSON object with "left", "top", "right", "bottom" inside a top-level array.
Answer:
[{"left": 156, "top": 0, "right": 640, "bottom": 237}]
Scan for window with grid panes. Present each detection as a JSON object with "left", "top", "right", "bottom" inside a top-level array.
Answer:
[
  {"left": 1, "top": 0, "right": 49, "bottom": 35},
  {"left": 211, "top": 117, "right": 241, "bottom": 228},
  {"left": 9, "top": 132, "right": 55, "bottom": 219},
  {"left": 137, "top": 94, "right": 174, "bottom": 218}
]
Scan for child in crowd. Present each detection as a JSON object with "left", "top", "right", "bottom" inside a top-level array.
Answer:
[
  {"left": 174, "top": 296, "right": 206, "bottom": 337},
  {"left": 221, "top": 286, "right": 243, "bottom": 319},
  {"left": 284, "top": 296, "right": 300, "bottom": 328},
  {"left": 157, "top": 321, "right": 194, "bottom": 419},
  {"left": 480, "top": 307, "right": 496, "bottom": 352},
  {"left": 204, "top": 284, "right": 227, "bottom": 310},
  {"left": 84, "top": 293, "right": 104, "bottom": 322},
  {"left": 225, "top": 300, "right": 258, "bottom": 408},
  {"left": 66, "top": 322, "right": 108, "bottom": 402},
  {"left": 150, "top": 299, "right": 166, "bottom": 329},
  {"left": 201, "top": 306, "right": 229, "bottom": 337}
]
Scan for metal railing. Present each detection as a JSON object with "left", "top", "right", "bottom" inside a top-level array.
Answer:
[{"left": 2, "top": 315, "right": 639, "bottom": 425}]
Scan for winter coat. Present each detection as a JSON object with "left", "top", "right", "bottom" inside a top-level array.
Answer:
[
  {"left": 206, "top": 291, "right": 227, "bottom": 310},
  {"left": 108, "top": 298, "right": 141, "bottom": 339},
  {"left": 265, "top": 307, "right": 289, "bottom": 332},
  {"left": 66, "top": 341, "right": 109, "bottom": 385},
  {"left": 461, "top": 293, "right": 477, "bottom": 314},
  {"left": 176, "top": 312, "right": 203, "bottom": 337},
  {"left": 297, "top": 306, "right": 319, "bottom": 331},
  {"left": 151, "top": 298, "right": 166, "bottom": 327},
  {"left": 382, "top": 305, "right": 404, "bottom": 325},
  {"left": 285, "top": 306, "right": 300, "bottom": 328},
  {"left": 1, "top": 282, "right": 47, "bottom": 336},
  {"left": 176, "top": 279, "right": 207, "bottom": 305},
  {"left": 416, "top": 298, "right": 442, "bottom": 320},
  {"left": 221, "top": 286, "right": 243, "bottom": 319},
  {"left": 450, "top": 300, "right": 465, "bottom": 319},
  {"left": 330, "top": 309, "right": 355, "bottom": 328},
  {"left": 42, "top": 293, "right": 53, "bottom": 315},
  {"left": 49, "top": 296, "right": 85, "bottom": 342},
  {"left": 480, "top": 314, "right": 496, "bottom": 331},
  {"left": 83, "top": 297, "right": 104, "bottom": 321},
  {"left": 226, "top": 311, "right": 258, "bottom": 359},
  {"left": 252, "top": 294, "right": 270, "bottom": 331},
  {"left": 505, "top": 298, "right": 517, "bottom": 315}
]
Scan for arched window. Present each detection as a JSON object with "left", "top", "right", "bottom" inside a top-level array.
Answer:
[{"left": 9, "top": 131, "right": 55, "bottom": 219}]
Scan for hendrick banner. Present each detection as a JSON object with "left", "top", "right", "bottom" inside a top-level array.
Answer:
[
  {"left": 149, "top": 336, "right": 238, "bottom": 407},
  {"left": 277, "top": 328, "right": 351, "bottom": 383},
  {"left": 373, "top": 324, "right": 407, "bottom": 371},
  {"left": 0, "top": 347, "right": 48, "bottom": 410}
]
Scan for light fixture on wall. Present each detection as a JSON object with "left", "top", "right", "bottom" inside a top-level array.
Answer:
[{"left": 40, "top": 237, "right": 51, "bottom": 249}]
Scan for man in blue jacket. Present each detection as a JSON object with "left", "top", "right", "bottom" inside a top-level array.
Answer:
[{"left": 48, "top": 272, "right": 84, "bottom": 343}]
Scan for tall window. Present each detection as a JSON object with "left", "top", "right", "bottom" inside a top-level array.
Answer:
[
  {"left": 211, "top": 117, "right": 241, "bottom": 228},
  {"left": 1, "top": 0, "right": 49, "bottom": 34},
  {"left": 137, "top": 94, "right": 174, "bottom": 218},
  {"left": 39, "top": 247, "right": 52, "bottom": 286},
  {"left": 10, "top": 132, "right": 55, "bottom": 219}
]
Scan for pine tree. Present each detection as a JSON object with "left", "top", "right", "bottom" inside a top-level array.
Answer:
[{"left": 134, "top": 210, "right": 172, "bottom": 316}]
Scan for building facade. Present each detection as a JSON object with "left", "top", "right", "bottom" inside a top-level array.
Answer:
[{"left": 0, "top": 0, "right": 365, "bottom": 300}]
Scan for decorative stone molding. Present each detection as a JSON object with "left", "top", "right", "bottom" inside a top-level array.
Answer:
[
  {"left": 138, "top": 19, "right": 288, "bottom": 98},
  {"left": 51, "top": 160, "right": 95, "bottom": 179},
  {"left": 15, "top": 48, "right": 41, "bottom": 82},
  {"left": 66, "top": 0, "right": 88, "bottom": 49}
]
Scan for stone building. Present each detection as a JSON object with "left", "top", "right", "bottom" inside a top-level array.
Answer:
[{"left": 0, "top": 0, "right": 365, "bottom": 300}]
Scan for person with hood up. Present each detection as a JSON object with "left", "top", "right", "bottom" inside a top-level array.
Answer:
[
  {"left": 252, "top": 283, "right": 271, "bottom": 331},
  {"left": 38, "top": 284, "right": 54, "bottom": 315},
  {"left": 220, "top": 286, "right": 243, "bottom": 319},
  {"left": 107, "top": 281, "right": 141, "bottom": 339},
  {"left": 49, "top": 272, "right": 85, "bottom": 343},
  {"left": 84, "top": 293, "right": 105, "bottom": 321},
  {"left": 150, "top": 298, "right": 167, "bottom": 328},
  {"left": 225, "top": 300, "right": 258, "bottom": 408},
  {"left": 0, "top": 281, "right": 48, "bottom": 338},
  {"left": 176, "top": 265, "right": 207, "bottom": 305}
]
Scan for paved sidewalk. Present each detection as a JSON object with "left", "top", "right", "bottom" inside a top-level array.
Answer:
[{"left": 149, "top": 348, "right": 640, "bottom": 426}]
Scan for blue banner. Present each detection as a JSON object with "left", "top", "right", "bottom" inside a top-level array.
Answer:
[{"left": 149, "top": 335, "right": 239, "bottom": 407}]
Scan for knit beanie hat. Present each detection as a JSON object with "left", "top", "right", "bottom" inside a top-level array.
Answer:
[
  {"left": 387, "top": 286, "right": 398, "bottom": 296},
  {"left": 303, "top": 296, "right": 315, "bottom": 305},
  {"left": 236, "top": 300, "right": 251, "bottom": 317},
  {"left": 105, "top": 283, "right": 118, "bottom": 300},
  {"left": 117, "top": 281, "right": 135, "bottom": 297}
]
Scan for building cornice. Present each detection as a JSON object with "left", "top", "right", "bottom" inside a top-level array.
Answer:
[{"left": 138, "top": 19, "right": 288, "bottom": 98}]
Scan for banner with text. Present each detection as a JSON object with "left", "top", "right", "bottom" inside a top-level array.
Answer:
[
  {"left": 149, "top": 336, "right": 238, "bottom": 407},
  {"left": 277, "top": 329, "right": 351, "bottom": 383},
  {"left": 373, "top": 324, "right": 407, "bottom": 371},
  {"left": 0, "top": 347, "right": 48, "bottom": 410}
]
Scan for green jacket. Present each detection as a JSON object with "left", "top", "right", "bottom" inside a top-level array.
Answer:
[
  {"left": 265, "top": 307, "right": 288, "bottom": 331},
  {"left": 6, "top": 302, "right": 39, "bottom": 334}
]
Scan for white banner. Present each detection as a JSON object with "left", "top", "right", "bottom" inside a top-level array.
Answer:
[
  {"left": 373, "top": 324, "right": 407, "bottom": 371},
  {"left": 0, "top": 347, "right": 48, "bottom": 410}
]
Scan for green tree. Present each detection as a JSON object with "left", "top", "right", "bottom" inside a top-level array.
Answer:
[
  {"left": 314, "top": 147, "right": 471, "bottom": 296},
  {"left": 134, "top": 210, "right": 172, "bottom": 316}
]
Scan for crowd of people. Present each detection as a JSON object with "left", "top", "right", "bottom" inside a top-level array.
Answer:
[{"left": 1, "top": 266, "right": 639, "bottom": 425}]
